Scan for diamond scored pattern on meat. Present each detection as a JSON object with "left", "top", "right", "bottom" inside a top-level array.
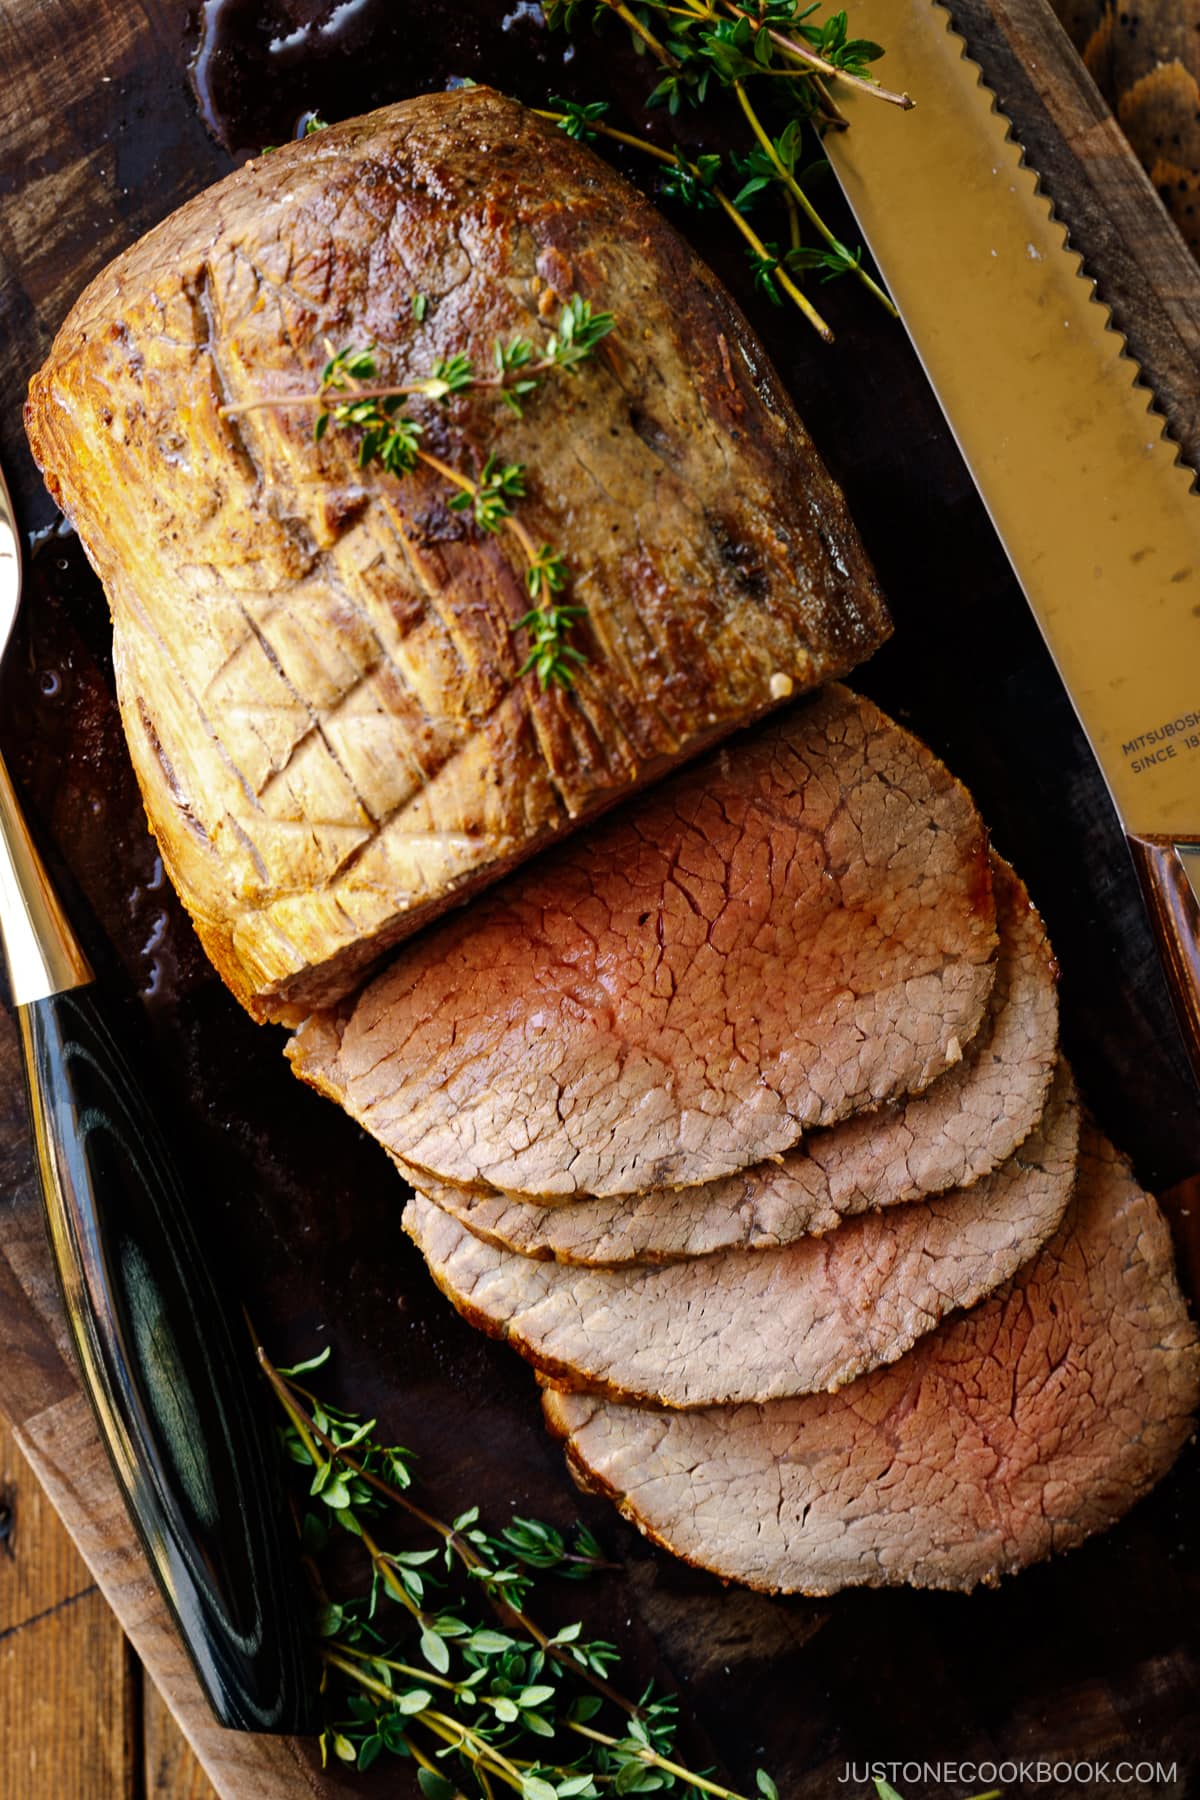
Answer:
[
  {"left": 544, "top": 1124, "right": 1200, "bottom": 1593},
  {"left": 25, "top": 88, "right": 890, "bottom": 1020},
  {"left": 409, "top": 855, "right": 1055, "bottom": 1262},
  {"left": 289, "top": 687, "right": 998, "bottom": 1197},
  {"left": 404, "top": 1061, "right": 1079, "bottom": 1406}
]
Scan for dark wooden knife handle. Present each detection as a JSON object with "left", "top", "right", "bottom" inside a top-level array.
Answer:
[
  {"left": 17, "top": 985, "right": 317, "bottom": 1732},
  {"left": 1129, "top": 834, "right": 1200, "bottom": 1093}
]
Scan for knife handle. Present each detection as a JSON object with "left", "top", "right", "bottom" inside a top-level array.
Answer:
[
  {"left": 1129, "top": 834, "right": 1200, "bottom": 1092},
  {"left": 17, "top": 984, "right": 317, "bottom": 1732}
]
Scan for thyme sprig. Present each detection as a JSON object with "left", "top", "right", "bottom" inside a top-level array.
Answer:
[
  {"left": 262, "top": 1345, "right": 775, "bottom": 1797},
  {"left": 220, "top": 297, "right": 614, "bottom": 425},
  {"left": 219, "top": 297, "right": 614, "bottom": 689},
  {"left": 540, "top": 105, "right": 833, "bottom": 335},
  {"left": 542, "top": 0, "right": 903, "bottom": 333}
]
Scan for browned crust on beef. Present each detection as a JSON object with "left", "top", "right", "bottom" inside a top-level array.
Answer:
[
  {"left": 289, "top": 686, "right": 998, "bottom": 1198},
  {"left": 412, "top": 855, "right": 1055, "bottom": 1262},
  {"left": 544, "top": 1121, "right": 1200, "bottom": 1593},
  {"left": 404, "top": 1062, "right": 1079, "bottom": 1407},
  {"left": 25, "top": 87, "right": 889, "bottom": 1021}
]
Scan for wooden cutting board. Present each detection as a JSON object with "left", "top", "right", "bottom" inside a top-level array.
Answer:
[{"left": 2, "top": 2, "right": 1200, "bottom": 1796}]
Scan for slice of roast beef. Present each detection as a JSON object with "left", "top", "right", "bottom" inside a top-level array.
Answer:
[
  {"left": 412, "top": 855, "right": 1055, "bottom": 1264},
  {"left": 290, "top": 687, "right": 998, "bottom": 1199},
  {"left": 544, "top": 1121, "right": 1200, "bottom": 1592},
  {"left": 404, "top": 1062, "right": 1079, "bottom": 1408},
  {"left": 25, "top": 87, "right": 890, "bottom": 1024}
]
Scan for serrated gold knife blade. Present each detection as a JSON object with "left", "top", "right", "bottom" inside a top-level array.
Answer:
[{"left": 823, "top": 0, "right": 1200, "bottom": 1079}]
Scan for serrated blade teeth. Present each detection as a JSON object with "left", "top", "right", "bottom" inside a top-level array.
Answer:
[{"left": 823, "top": 0, "right": 1200, "bottom": 840}]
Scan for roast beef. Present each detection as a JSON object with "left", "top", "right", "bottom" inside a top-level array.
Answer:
[
  {"left": 544, "top": 1122, "right": 1200, "bottom": 1592},
  {"left": 411, "top": 855, "right": 1054, "bottom": 1263},
  {"left": 24, "top": 87, "right": 890, "bottom": 1023},
  {"left": 404, "top": 1062, "right": 1078, "bottom": 1407},
  {"left": 289, "top": 686, "right": 998, "bottom": 1198}
]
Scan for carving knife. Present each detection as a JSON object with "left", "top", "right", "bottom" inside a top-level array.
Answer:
[
  {"left": 0, "top": 456, "right": 316, "bottom": 1730},
  {"left": 822, "top": 0, "right": 1200, "bottom": 1081}
]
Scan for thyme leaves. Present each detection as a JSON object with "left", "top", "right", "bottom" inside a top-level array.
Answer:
[
  {"left": 262, "top": 1345, "right": 774, "bottom": 1799},
  {"left": 541, "top": 0, "right": 904, "bottom": 334},
  {"left": 220, "top": 297, "right": 615, "bottom": 689}
]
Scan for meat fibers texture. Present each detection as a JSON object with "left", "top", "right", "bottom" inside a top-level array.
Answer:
[
  {"left": 411, "top": 854, "right": 1054, "bottom": 1263},
  {"left": 289, "top": 686, "right": 998, "bottom": 1198},
  {"left": 544, "top": 1122, "right": 1200, "bottom": 1593},
  {"left": 24, "top": 87, "right": 890, "bottom": 1023},
  {"left": 404, "top": 1061, "right": 1079, "bottom": 1407}
]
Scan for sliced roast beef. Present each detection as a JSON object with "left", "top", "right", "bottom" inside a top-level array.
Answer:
[
  {"left": 413, "top": 855, "right": 1055, "bottom": 1264},
  {"left": 26, "top": 87, "right": 890, "bottom": 1023},
  {"left": 290, "top": 687, "right": 998, "bottom": 1199},
  {"left": 544, "top": 1122, "right": 1200, "bottom": 1592},
  {"left": 405, "top": 1062, "right": 1078, "bottom": 1408}
]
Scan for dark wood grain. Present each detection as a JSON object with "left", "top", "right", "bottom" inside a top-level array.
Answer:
[
  {"left": 0, "top": 1410, "right": 89, "bottom": 1641},
  {"left": 1, "top": 3, "right": 1199, "bottom": 1798},
  {"left": 1049, "top": 0, "right": 1200, "bottom": 261},
  {"left": 144, "top": 1678, "right": 222, "bottom": 1799},
  {"left": 1128, "top": 837, "right": 1200, "bottom": 1092},
  {"left": 0, "top": 1410, "right": 136, "bottom": 1800},
  {"left": 0, "top": 1404, "right": 218, "bottom": 1798}
]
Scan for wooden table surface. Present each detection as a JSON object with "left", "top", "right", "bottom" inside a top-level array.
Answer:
[
  {"left": 2, "top": 2, "right": 1200, "bottom": 1798},
  {"left": 0, "top": 1409, "right": 216, "bottom": 1797}
]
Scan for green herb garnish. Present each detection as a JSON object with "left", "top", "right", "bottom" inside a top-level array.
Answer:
[
  {"left": 261, "top": 1345, "right": 776, "bottom": 1796},
  {"left": 220, "top": 297, "right": 616, "bottom": 689},
  {"left": 540, "top": 0, "right": 906, "bottom": 337}
]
